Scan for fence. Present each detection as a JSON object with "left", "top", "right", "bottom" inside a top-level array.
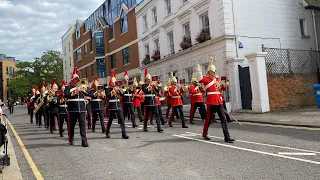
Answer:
[{"left": 263, "top": 47, "right": 320, "bottom": 75}]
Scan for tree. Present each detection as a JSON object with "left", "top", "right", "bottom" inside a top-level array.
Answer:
[{"left": 8, "top": 50, "right": 63, "bottom": 97}]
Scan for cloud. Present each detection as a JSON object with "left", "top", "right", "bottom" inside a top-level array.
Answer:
[{"left": 0, "top": 0, "right": 106, "bottom": 61}]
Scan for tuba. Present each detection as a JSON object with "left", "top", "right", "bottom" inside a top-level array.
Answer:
[{"left": 77, "top": 78, "right": 89, "bottom": 92}]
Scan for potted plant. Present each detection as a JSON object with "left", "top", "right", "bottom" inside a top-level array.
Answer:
[
  {"left": 195, "top": 28, "right": 211, "bottom": 43},
  {"left": 180, "top": 36, "right": 192, "bottom": 50},
  {"left": 151, "top": 50, "right": 161, "bottom": 61},
  {"left": 142, "top": 55, "right": 151, "bottom": 65}
]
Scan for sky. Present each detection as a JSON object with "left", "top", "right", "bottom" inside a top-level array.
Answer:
[{"left": 0, "top": 0, "right": 142, "bottom": 61}]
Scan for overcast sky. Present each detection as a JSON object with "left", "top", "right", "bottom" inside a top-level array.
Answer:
[{"left": 0, "top": 0, "right": 142, "bottom": 61}]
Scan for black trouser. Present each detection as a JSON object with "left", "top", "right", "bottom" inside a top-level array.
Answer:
[
  {"left": 9, "top": 106, "right": 13, "bottom": 114},
  {"left": 68, "top": 112, "right": 87, "bottom": 142},
  {"left": 37, "top": 110, "right": 46, "bottom": 127},
  {"left": 123, "top": 103, "right": 137, "bottom": 127},
  {"left": 58, "top": 113, "right": 68, "bottom": 136},
  {"left": 92, "top": 109, "right": 106, "bottom": 132},
  {"left": 140, "top": 102, "right": 145, "bottom": 115},
  {"left": 157, "top": 105, "right": 165, "bottom": 124},
  {"left": 35, "top": 112, "right": 39, "bottom": 125},
  {"left": 169, "top": 105, "right": 186, "bottom": 127},
  {"left": 134, "top": 107, "right": 143, "bottom": 122},
  {"left": 30, "top": 108, "right": 34, "bottom": 123},
  {"left": 106, "top": 109, "right": 127, "bottom": 137},
  {"left": 50, "top": 113, "right": 58, "bottom": 131},
  {"left": 190, "top": 102, "right": 206, "bottom": 121},
  {"left": 144, "top": 106, "right": 161, "bottom": 131},
  {"left": 166, "top": 104, "right": 180, "bottom": 119},
  {"left": 28, "top": 106, "right": 30, "bottom": 114},
  {"left": 86, "top": 106, "right": 91, "bottom": 128},
  {"left": 203, "top": 105, "right": 230, "bottom": 138},
  {"left": 45, "top": 110, "right": 50, "bottom": 129}
]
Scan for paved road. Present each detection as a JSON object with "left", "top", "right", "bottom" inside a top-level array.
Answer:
[{"left": 6, "top": 106, "right": 320, "bottom": 180}]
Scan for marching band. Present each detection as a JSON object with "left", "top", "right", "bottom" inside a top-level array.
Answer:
[{"left": 25, "top": 57, "right": 236, "bottom": 147}]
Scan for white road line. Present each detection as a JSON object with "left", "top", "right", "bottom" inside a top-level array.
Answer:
[
  {"left": 278, "top": 152, "right": 317, "bottom": 156},
  {"left": 173, "top": 134, "right": 320, "bottom": 165},
  {"left": 185, "top": 132, "right": 320, "bottom": 154}
]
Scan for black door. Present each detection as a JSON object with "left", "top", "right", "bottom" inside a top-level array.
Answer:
[{"left": 238, "top": 66, "right": 252, "bottom": 110}]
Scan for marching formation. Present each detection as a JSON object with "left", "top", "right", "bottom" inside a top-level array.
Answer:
[{"left": 25, "top": 57, "right": 235, "bottom": 147}]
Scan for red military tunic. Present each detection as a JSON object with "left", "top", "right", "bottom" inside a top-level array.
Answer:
[
  {"left": 169, "top": 86, "right": 184, "bottom": 106},
  {"left": 188, "top": 85, "right": 205, "bottom": 103},
  {"left": 199, "top": 76, "right": 223, "bottom": 105},
  {"left": 164, "top": 91, "right": 172, "bottom": 105},
  {"left": 133, "top": 89, "right": 141, "bottom": 107}
]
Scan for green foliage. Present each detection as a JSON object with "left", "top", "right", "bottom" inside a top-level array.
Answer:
[{"left": 8, "top": 50, "right": 63, "bottom": 97}]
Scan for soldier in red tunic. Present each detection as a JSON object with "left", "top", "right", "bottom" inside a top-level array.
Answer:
[
  {"left": 195, "top": 57, "right": 235, "bottom": 142},
  {"left": 168, "top": 72, "right": 188, "bottom": 128},
  {"left": 188, "top": 73, "right": 206, "bottom": 124},
  {"left": 165, "top": 80, "right": 180, "bottom": 120},
  {"left": 133, "top": 78, "right": 143, "bottom": 122}
]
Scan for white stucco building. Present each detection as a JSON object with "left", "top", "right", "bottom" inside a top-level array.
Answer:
[
  {"left": 62, "top": 23, "right": 76, "bottom": 82},
  {"left": 136, "top": 0, "right": 319, "bottom": 111}
]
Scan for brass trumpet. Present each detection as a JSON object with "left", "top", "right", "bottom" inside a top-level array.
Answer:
[{"left": 77, "top": 78, "right": 89, "bottom": 93}]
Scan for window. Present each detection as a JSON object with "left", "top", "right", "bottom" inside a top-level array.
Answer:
[
  {"left": 300, "top": 19, "right": 308, "bottom": 37},
  {"left": 201, "top": 13, "right": 210, "bottom": 30},
  {"left": 63, "top": 47, "right": 66, "bottom": 55},
  {"left": 76, "top": 28, "right": 80, "bottom": 40},
  {"left": 6, "top": 67, "right": 8, "bottom": 74},
  {"left": 186, "top": 68, "right": 193, "bottom": 82},
  {"left": 143, "top": 15, "right": 148, "bottom": 31},
  {"left": 65, "top": 61, "right": 67, "bottom": 69},
  {"left": 121, "top": 11, "right": 128, "bottom": 33},
  {"left": 109, "top": 25, "right": 114, "bottom": 39},
  {"left": 76, "top": 48, "right": 81, "bottom": 61},
  {"left": 68, "top": 43, "right": 70, "bottom": 51},
  {"left": 110, "top": 54, "right": 116, "bottom": 69},
  {"left": 85, "top": 44, "right": 87, "bottom": 56},
  {"left": 183, "top": 23, "right": 191, "bottom": 37},
  {"left": 69, "top": 57, "right": 71, "bottom": 66},
  {"left": 165, "top": 0, "right": 171, "bottom": 14},
  {"left": 97, "top": 58, "right": 106, "bottom": 78},
  {"left": 6, "top": 79, "right": 9, "bottom": 87},
  {"left": 152, "top": 8, "right": 157, "bottom": 24},
  {"left": 154, "top": 39, "right": 160, "bottom": 51},
  {"left": 122, "top": 47, "right": 130, "bottom": 65},
  {"left": 168, "top": 31, "right": 174, "bottom": 54},
  {"left": 145, "top": 44, "right": 150, "bottom": 55}
]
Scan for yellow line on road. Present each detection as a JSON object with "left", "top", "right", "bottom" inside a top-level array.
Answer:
[{"left": 8, "top": 120, "right": 44, "bottom": 180}]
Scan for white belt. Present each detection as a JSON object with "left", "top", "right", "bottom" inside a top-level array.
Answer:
[
  {"left": 91, "top": 99, "right": 102, "bottom": 101},
  {"left": 144, "top": 94, "right": 155, "bottom": 97},
  {"left": 60, "top": 105, "right": 68, "bottom": 107},
  {"left": 192, "top": 93, "right": 202, "bottom": 96},
  {"left": 124, "top": 94, "right": 132, "bottom": 96},
  {"left": 207, "top": 92, "right": 221, "bottom": 95},
  {"left": 109, "top": 99, "right": 120, "bottom": 102},
  {"left": 68, "top": 99, "right": 85, "bottom": 102},
  {"left": 172, "top": 96, "right": 181, "bottom": 98}
]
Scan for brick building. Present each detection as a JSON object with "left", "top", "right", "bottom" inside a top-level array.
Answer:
[
  {"left": 0, "top": 54, "right": 19, "bottom": 102},
  {"left": 71, "top": 0, "right": 139, "bottom": 85}
]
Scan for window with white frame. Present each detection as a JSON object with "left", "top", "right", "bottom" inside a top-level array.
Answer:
[
  {"left": 69, "top": 57, "right": 71, "bottom": 66},
  {"left": 122, "top": 47, "right": 130, "bottom": 65},
  {"left": 165, "top": 0, "right": 171, "bottom": 15},
  {"left": 145, "top": 44, "right": 150, "bottom": 55},
  {"left": 186, "top": 68, "right": 193, "bottom": 83},
  {"left": 121, "top": 11, "right": 128, "bottom": 33},
  {"left": 300, "top": 19, "right": 308, "bottom": 37},
  {"left": 143, "top": 15, "right": 148, "bottom": 31},
  {"left": 183, "top": 22, "right": 191, "bottom": 37},
  {"left": 152, "top": 7, "right": 157, "bottom": 24},
  {"left": 201, "top": 13, "right": 210, "bottom": 30},
  {"left": 154, "top": 39, "right": 160, "bottom": 51},
  {"left": 76, "top": 27, "right": 80, "bottom": 40},
  {"left": 76, "top": 48, "right": 81, "bottom": 61},
  {"left": 63, "top": 47, "right": 66, "bottom": 55},
  {"left": 168, "top": 31, "right": 174, "bottom": 54},
  {"left": 68, "top": 43, "right": 70, "bottom": 51}
]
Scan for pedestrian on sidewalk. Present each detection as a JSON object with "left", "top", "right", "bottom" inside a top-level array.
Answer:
[
  {"left": 195, "top": 57, "right": 234, "bottom": 143},
  {"left": 188, "top": 73, "right": 206, "bottom": 124},
  {"left": 7, "top": 97, "right": 14, "bottom": 114}
]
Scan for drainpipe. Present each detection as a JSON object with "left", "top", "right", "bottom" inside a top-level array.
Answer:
[
  {"left": 312, "top": 9, "right": 319, "bottom": 51},
  {"left": 231, "top": 0, "right": 239, "bottom": 58}
]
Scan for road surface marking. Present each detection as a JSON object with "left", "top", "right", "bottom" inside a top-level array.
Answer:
[
  {"left": 185, "top": 132, "right": 320, "bottom": 154},
  {"left": 8, "top": 120, "right": 44, "bottom": 180},
  {"left": 173, "top": 134, "right": 320, "bottom": 165},
  {"left": 278, "top": 152, "right": 317, "bottom": 156}
]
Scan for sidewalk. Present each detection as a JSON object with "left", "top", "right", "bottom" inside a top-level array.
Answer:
[
  {"left": 162, "top": 105, "right": 320, "bottom": 128},
  {"left": 0, "top": 130, "right": 23, "bottom": 179}
]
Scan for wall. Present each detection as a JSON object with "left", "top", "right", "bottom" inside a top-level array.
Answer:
[
  {"left": 267, "top": 73, "right": 317, "bottom": 111},
  {"left": 226, "top": 0, "right": 317, "bottom": 60},
  {"left": 316, "top": 10, "right": 320, "bottom": 50},
  {"left": 62, "top": 25, "right": 75, "bottom": 82}
]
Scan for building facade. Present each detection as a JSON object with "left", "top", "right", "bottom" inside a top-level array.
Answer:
[
  {"left": 62, "top": 24, "right": 76, "bottom": 82},
  {"left": 136, "top": 0, "right": 319, "bottom": 109},
  {"left": 0, "top": 54, "right": 19, "bottom": 102},
  {"left": 71, "top": 0, "right": 140, "bottom": 85}
]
